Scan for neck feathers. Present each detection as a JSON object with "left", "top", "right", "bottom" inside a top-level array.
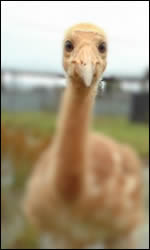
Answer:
[{"left": 54, "top": 79, "right": 97, "bottom": 202}]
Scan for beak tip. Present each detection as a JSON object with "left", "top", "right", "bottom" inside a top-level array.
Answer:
[
  {"left": 84, "top": 79, "right": 92, "bottom": 87},
  {"left": 81, "top": 64, "right": 94, "bottom": 87}
]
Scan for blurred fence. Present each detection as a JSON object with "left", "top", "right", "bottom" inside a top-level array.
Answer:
[
  {"left": 1, "top": 90, "right": 58, "bottom": 112},
  {"left": 94, "top": 92, "right": 131, "bottom": 116},
  {"left": 1, "top": 89, "right": 131, "bottom": 116}
]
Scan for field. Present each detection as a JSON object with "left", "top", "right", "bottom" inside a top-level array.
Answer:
[
  {"left": 2, "top": 111, "right": 149, "bottom": 157},
  {"left": 1, "top": 112, "right": 149, "bottom": 249}
]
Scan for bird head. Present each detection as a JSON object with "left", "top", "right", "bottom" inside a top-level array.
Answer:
[{"left": 63, "top": 23, "right": 107, "bottom": 88}]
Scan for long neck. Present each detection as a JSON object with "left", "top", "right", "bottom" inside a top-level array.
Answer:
[{"left": 53, "top": 78, "right": 97, "bottom": 202}]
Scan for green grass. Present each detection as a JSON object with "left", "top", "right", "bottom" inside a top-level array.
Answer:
[
  {"left": 93, "top": 116, "right": 149, "bottom": 158},
  {"left": 1, "top": 111, "right": 56, "bottom": 137},
  {"left": 10, "top": 223, "right": 39, "bottom": 249},
  {"left": 1, "top": 111, "right": 149, "bottom": 158}
]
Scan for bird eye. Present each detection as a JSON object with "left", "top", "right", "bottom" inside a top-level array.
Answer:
[
  {"left": 98, "top": 42, "right": 107, "bottom": 53},
  {"left": 65, "top": 40, "right": 74, "bottom": 52}
]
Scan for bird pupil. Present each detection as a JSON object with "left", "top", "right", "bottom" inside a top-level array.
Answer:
[
  {"left": 99, "top": 42, "right": 106, "bottom": 53},
  {"left": 65, "top": 41, "right": 73, "bottom": 52}
]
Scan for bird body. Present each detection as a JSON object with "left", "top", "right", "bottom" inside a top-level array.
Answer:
[
  {"left": 24, "top": 133, "right": 142, "bottom": 247},
  {"left": 24, "top": 23, "right": 143, "bottom": 249}
]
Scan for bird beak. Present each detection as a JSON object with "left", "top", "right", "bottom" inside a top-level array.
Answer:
[
  {"left": 79, "top": 62, "right": 94, "bottom": 87},
  {"left": 74, "top": 46, "right": 96, "bottom": 87}
]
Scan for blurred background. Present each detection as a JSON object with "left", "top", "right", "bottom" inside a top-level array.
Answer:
[{"left": 1, "top": 1, "right": 149, "bottom": 249}]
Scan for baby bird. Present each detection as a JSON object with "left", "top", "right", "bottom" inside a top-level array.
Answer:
[{"left": 23, "top": 23, "right": 143, "bottom": 249}]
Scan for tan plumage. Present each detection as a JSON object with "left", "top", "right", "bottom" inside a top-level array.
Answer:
[{"left": 23, "top": 23, "right": 143, "bottom": 249}]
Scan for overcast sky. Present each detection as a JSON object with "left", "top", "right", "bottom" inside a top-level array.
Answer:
[{"left": 1, "top": 1, "right": 149, "bottom": 78}]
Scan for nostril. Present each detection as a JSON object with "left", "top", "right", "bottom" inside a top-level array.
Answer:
[
  {"left": 72, "top": 60, "right": 76, "bottom": 64},
  {"left": 80, "top": 60, "right": 86, "bottom": 66},
  {"left": 96, "top": 61, "right": 100, "bottom": 65}
]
